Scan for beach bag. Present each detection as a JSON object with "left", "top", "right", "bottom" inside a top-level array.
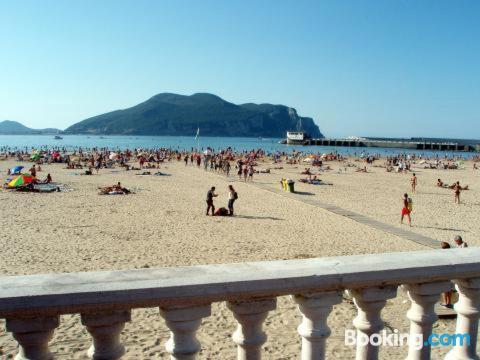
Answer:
[
  {"left": 407, "top": 198, "right": 413, "bottom": 211},
  {"left": 215, "top": 207, "right": 229, "bottom": 216},
  {"left": 233, "top": 191, "right": 238, "bottom": 200}
]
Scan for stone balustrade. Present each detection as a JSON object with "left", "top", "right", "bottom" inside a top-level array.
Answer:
[{"left": 1, "top": 248, "right": 480, "bottom": 359}]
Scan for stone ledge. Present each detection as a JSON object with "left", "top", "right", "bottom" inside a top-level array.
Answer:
[{"left": 0, "top": 248, "right": 479, "bottom": 317}]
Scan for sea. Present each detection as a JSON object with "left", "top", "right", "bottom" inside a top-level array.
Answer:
[{"left": 0, "top": 134, "right": 477, "bottom": 158}]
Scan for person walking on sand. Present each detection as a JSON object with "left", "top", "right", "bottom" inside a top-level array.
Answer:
[
  {"left": 225, "top": 161, "right": 231, "bottom": 177},
  {"left": 411, "top": 173, "right": 417, "bottom": 193},
  {"left": 453, "top": 181, "right": 461, "bottom": 204},
  {"left": 206, "top": 186, "right": 218, "bottom": 216},
  {"left": 401, "top": 193, "right": 412, "bottom": 227},
  {"left": 248, "top": 164, "right": 254, "bottom": 182},
  {"left": 227, "top": 185, "right": 238, "bottom": 216},
  {"left": 237, "top": 162, "right": 243, "bottom": 180}
]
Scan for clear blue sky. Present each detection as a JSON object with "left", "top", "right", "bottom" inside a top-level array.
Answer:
[{"left": 1, "top": 0, "right": 479, "bottom": 138}]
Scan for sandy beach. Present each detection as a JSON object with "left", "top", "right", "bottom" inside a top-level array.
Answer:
[{"left": 0, "top": 156, "right": 478, "bottom": 359}]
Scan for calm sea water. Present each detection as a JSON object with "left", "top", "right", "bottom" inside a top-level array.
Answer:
[{"left": 0, "top": 135, "right": 475, "bottom": 158}]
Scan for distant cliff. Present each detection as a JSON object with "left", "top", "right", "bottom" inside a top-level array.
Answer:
[
  {"left": 64, "top": 93, "right": 323, "bottom": 138},
  {"left": 0, "top": 120, "right": 60, "bottom": 135}
]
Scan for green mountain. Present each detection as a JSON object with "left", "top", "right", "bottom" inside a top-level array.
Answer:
[
  {"left": 64, "top": 93, "right": 323, "bottom": 138},
  {"left": 0, "top": 120, "right": 60, "bottom": 134}
]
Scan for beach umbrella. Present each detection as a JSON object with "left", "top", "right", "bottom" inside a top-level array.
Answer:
[
  {"left": 7, "top": 174, "right": 34, "bottom": 188},
  {"left": 10, "top": 166, "right": 24, "bottom": 174}
]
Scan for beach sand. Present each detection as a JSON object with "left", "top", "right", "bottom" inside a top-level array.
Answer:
[{"left": 0, "top": 157, "right": 478, "bottom": 358}]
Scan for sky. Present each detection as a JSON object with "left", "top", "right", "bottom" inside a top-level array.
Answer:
[{"left": 1, "top": 0, "right": 479, "bottom": 138}]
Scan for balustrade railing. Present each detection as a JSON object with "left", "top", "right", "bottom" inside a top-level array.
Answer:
[{"left": 1, "top": 248, "right": 480, "bottom": 359}]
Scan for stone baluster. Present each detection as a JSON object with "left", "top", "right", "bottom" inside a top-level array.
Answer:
[
  {"left": 404, "top": 281, "right": 452, "bottom": 360},
  {"left": 159, "top": 304, "right": 211, "bottom": 360},
  {"left": 348, "top": 286, "right": 397, "bottom": 360},
  {"left": 81, "top": 310, "right": 131, "bottom": 360},
  {"left": 293, "top": 291, "right": 342, "bottom": 360},
  {"left": 227, "top": 298, "right": 276, "bottom": 360},
  {"left": 446, "top": 278, "right": 480, "bottom": 360},
  {"left": 5, "top": 315, "right": 59, "bottom": 360}
]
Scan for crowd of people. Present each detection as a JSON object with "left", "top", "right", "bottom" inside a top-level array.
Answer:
[
  {"left": 2, "top": 146, "right": 478, "bottom": 221},
  {"left": 6, "top": 164, "right": 52, "bottom": 186}
]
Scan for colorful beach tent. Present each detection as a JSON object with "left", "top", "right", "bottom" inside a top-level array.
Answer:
[
  {"left": 10, "top": 166, "right": 24, "bottom": 174},
  {"left": 7, "top": 175, "right": 34, "bottom": 188}
]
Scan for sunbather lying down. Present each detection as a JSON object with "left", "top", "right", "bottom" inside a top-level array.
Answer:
[
  {"left": 298, "top": 176, "right": 333, "bottom": 185},
  {"left": 14, "top": 184, "right": 61, "bottom": 193},
  {"left": 356, "top": 166, "right": 368, "bottom": 173},
  {"left": 125, "top": 166, "right": 141, "bottom": 171},
  {"left": 98, "top": 182, "right": 131, "bottom": 195},
  {"left": 437, "top": 179, "right": 469, "bottom": 190},
  {"left": 136, "top": 171, "right": 170, "bottom": 176}
]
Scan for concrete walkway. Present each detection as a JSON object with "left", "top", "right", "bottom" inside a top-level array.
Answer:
[{"left": 250, "top": 181, "right": 440, "bottom": 249}]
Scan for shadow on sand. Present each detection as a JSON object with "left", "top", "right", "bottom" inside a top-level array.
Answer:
[
  {"left": 233, "top": 215, "right": 284, "bottom": 221},
  {"left": 292, "top": 191, "right": 315, "bottom": 196},
  {"left": 417, "top": 225, "right": 465, "bottom": 232}
]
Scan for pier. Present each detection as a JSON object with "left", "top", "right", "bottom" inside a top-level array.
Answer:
[{"left": 282, "top": 137, "right": 480, "bottom": 152}]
